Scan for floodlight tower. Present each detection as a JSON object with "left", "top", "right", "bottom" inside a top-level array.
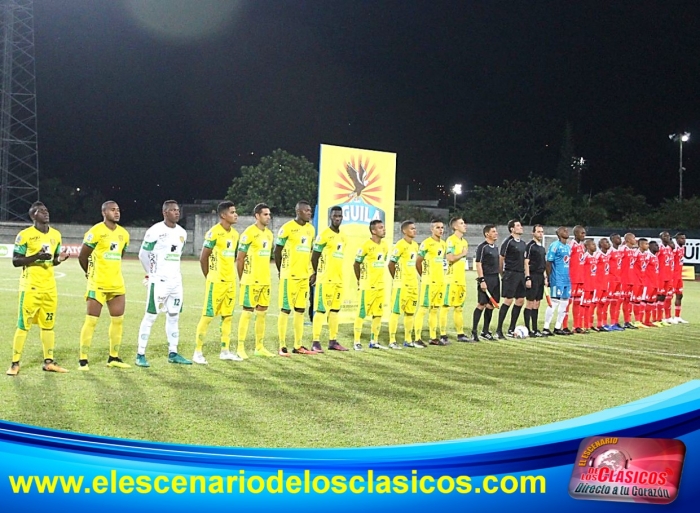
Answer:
[{"left": 0, "top": 0, "right": 39, "bottom": 221}]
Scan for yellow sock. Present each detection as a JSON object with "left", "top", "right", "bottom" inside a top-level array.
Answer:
[
  {"left": 108, "top": 315, "right": 124, "bottom": 357},
  {"left": 238, "top": 310, "right": 252, "bottom": 344},
  {"left": 353, "top": 316, "right": 364, "bottom": 343},
  {"left": 11, "top": 328, "right": 29, "bottom": 363},
  {"left": 312, "top": 310, "right": 326, "bottom": 341},
  {"left": 254, "top": 310, "right": 266, "bottom": 350},
  {"left": 454, "top": 307, "right": 464, "bottom": 334},
  {"left": 328, "top": 311, "right": 339, "bottom": 340},
  {"left": 278, "top": 312, "right": 289, "bottom": 349},
  {"left": 79, "top": 315, "right": 98, "bottom": 360},
  {"left": 195, "top": 316, "right": 212, "bottom": 352},
  {"left": 40, "top": 329, "right": 55, "bottom": 361},
  {"left": 439, "top": 307, "right": 448, "bottom": 336},
  {"left": 414, "top": 307, "right": 426, "bottom": 341},
  {"left": 428, "top": 308, "right": 438, "bottom": 339},
  {"left": 404, "top": 314, "right": 414, "bottom": 343},
  {"left": 389, "top": 313, "right": 400, "bottom": 343},
  {"left": 293, "top": 311, "right": 304, "bottom": 349},
  {"left": 220, "top": 316, "right": 232, "bottom": 351},
  {"left": 371, "top": 316, "right": 382, "bottom": 341}
]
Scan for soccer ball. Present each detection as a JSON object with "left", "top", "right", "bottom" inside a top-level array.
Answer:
[{"left": 513, "top": 326, "right": 529, "bottom": 339}]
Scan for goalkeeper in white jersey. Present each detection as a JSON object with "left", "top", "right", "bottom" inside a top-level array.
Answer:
[{"left": 135, "top": 200, "right": 192, "bottom": 366}]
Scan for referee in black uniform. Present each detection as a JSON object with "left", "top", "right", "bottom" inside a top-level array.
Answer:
[
  {"left": 524, "top": 224, "right": 547, "bottom": 337},
  {"left": 472, "top": 224, "right": 500, "bottom": 341},
  {"left": 496, "top": 219, "right": 528, "bottom": 338}
]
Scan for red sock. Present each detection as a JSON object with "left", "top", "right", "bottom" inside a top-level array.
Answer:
[
  {"left": 623, "top": 301, "right": 632, "bottom": 324},
  {"left": 664, "top": 297, "right": 672, "bottom": 319},
  {"left": 675, "top": 305, "right": 682, "bottom": 318},
  {"left": 656, "top": 303, "right": 663, "bottom": 322},
  {"left": 633, "top": 303, "right": 643, "bottom": 322},
  {"left": 610, "top": 300, "right": 620, "bottom": 325},
  {"left": 596, "top": 302, "right": 607, "bottom": 327},
  {"left": 644, "top": 304, "right": 652, "bottom": 324},
  {"left": 563, "top": 310, "right": 569, "bottom": 329},
  {"left": 573, "top": 301, "right": 581, "bottom": 329}
]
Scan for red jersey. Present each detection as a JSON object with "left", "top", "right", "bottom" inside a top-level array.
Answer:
[
  {"left": 583, "top": 251, "right": 598, "bottom": 291},
  {"left": 674, "top": 245, "right": 685, "bottom": 279},
  {"left": 647, "top": 253, "right": 660, "bottom": 289},
  {"left": 597, "top": 250, "right": 611, "bottom": 290},
  {"left": 608, "top": 246, "right": 624, "bottom": 282},
  {"left": 634, "top": 250, "right": 652, "bottom": 286},
  {"left": 620, "top": 245, "right": 638, "bottom": 285},
  {"left": 658, "top": 244, "right": 674, "bottom": 282},
  {"left": 569, "top": 240, "right": 585, "bottom": 284}
]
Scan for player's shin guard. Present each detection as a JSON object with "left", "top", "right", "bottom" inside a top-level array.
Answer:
[
  {"left": 353, "top": 316, "right": 364, "bottom": 343},
  {"left": 195, "top": 316, "right": 212, "bottom": 352},
  {"left": 389, "top": 312, "right": 400, "bottom": 343},
  {"left": 428, "top": 307, "right": 438, "bottom": 339},
  {"left": 254, "top": 310, "right": 266, "bottom": 350},
  {"left": 414, "top": 307, "right": 427, "bottom": 341},
  {"left": 371, "top": 316, "right": 382, "bottom": 341},
  {"left": 404, "top": 314, "right": 415, "bottom": 343},
  {"left": 293, "top": 311, "right": 304, "bottom": 349},
  {"left": 328, "top": 311, "right": 339, "bottom": 340},
  {"left": 79, "top": 315, "right": 99, "bottom": 360},
  {"left": 40, "top": 329, "right": 55, "bottom": 361},
  {"left": 108, "top": 315, "right": 124, "bottom": 357},
  {"left": 166, "top": 313, "right": 180, "bottom": 353},
  {"left": 312, "top": 310, "right": 326, "bottom": 342},
  {"left": 11, "top": 328, "right": 29, "bottom": 363},
  {"left": 220, "top": 315, "right": 232, "bottom": 351},
  {"left": 137, "top": 312, "right": 158, "bottom": 355},
  {"left": 237, "top": 310, "right": 252, "bottom": 349},
  {"left": 277, "top": 311, "right": 289, "bottom": 349},
  {"left": 454, "top": 307, "right": 464, "bottom": 334},
  {"left": 439, "top": 307, "right": 448, "bottom": 336}
]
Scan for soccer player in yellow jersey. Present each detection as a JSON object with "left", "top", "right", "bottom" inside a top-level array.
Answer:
[
  {"left": 388, "top": 220, "right": 420, "bottom": 349},
  {"left": 444, "top": 217, "right": 471, "bottom": 342},
  {"left": 415, "top": 219, "right": 447, "bottom": 346},
  {"left": 236, "top": 203, "right": 275, "bottom": 359},
  {"left": 6, "top": 202, "right": 70, "bottom": 376},
  {"left": 274, "top": 200, "right": 316, "bottom": 356},
  {"left": 310, "top": 206, "right": 348, "bottom": 352},
  {"left": 353, "top": 220, "right": 389, "bottom": 350},
  {"left": 78, "top": 201, "right": 131, "bottom": 370},
  {"left": 194, "top": 201, "right": 240, "bottom": 364}
]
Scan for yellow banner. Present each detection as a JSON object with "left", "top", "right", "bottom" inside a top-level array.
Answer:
[
  {"left": 317, "top": 144, "right": 396, "bottom": 322},
  {"left": 682, "top": 265, "right": 696, "bottom": 281}
]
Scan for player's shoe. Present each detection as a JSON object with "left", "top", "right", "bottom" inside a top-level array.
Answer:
[
  {"left": 135, "top": 354, "right": 150, "bottom": 367},
  {"left": 598, "top": 326, "right": 611, "bottom": 332},
  {"left": 42, "top": 360, "right": 68, "bottom": 373},
  {"left": 480, "top": 332, "right": 494, "bottom": 341},
  {"left": 220, "top": 350, "right": 243, "bottom": 361},
  {"left": 553, "top": 328, "right": 567, "bottom": 336},
  {"left": 676, "top": 317, "right": 689, "bottom": 324},
  {"left": 471, "top": 331, "right": 480, "bottom": 342},
  {"left": 590, "top": 326, "right": 600, "bottom": 332},
  {"left": 78, "top": 359, "right": 90, "bottom": 371},
  {"left": 495, "top": 330, "right": 506, "bottom": 340},
  {"left": 278, "top": 347, "right": 291, "bottom": 357},
  {"left": 562, "top": 328, "right": 573, "bottom": 335},
  {"left": 532, "top": 330, "right": 544, "bottom": 338},
  {"left": 388, "top": 343, "right": 403, "bottom": 350},
  {"left": 369, "top": 341, "right": 389, "bottom": 349},
  {"left": 574, "top": 328, "right": 585, "bottom": 334},
  {"left": 665, "top": 317, "right": 678, "bottom": 324},
  {"left": 353, "top": 343, "right": 363, "bottom": 351},
  {"left": 429, "top": 339, "right": 447, "bottom": 346},
  {"left": 403, "top": 341, "right": 416, "bottom": 348},
  {"left": 233, "top": 347, "right": 249, "bottom": 360},
  {"left": 632, "top": 321, "right": 645, "bottom": 328},
  {"left": 168, "top": 353, "right": 192, "bottom": 365},
  {"left": 328, "top": 340, "right": 348, "bottom": 351},
  {"left": 541, "top": 328, "right": 553, "bottom": 336},
  {"left": 623, "top": 322, "right": 638, "bottom": 330},
  {"left": 107, "top": 356, "right": 131, "bottom": 369},
  {"left": 612, "top": 323, "right": 625, "bottom": 331},
  {"left": 6, "top": 362, "right": 19, "bottom": 376},
  {"left": 292, "top": 346, "right": 318, "bottom": 355},
  {"left": 254, "top": 347, "right": 276, "bottom": 357},
  {"left": 652, "top": 321, "right": 665, "bottom": 328},
  {"left": 311, "top": 341, "right": 324, "bottom": 353},
  {"left": 457, "top": 334, "right": 472, "bottom": 342},
  {"left": 414, "top": 340, "right": 427, "bottom": 348},
  {"left": 192, "top": 351, "right": 208, "bottom": 365},
  {"left": 439, "top": 335, "right": 450, "bottom": 345}
]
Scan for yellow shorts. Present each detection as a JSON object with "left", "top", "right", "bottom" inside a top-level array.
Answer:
[
  {"left": 202, "top": 281, "right": 236, "bottom": 317},
  {"left": 17, "top": 289, "right": 57, "bottom": 330},
  {"left": 444, "top": 283, "right": 466, "bottom": 308},
  {"left": 419, "top": 283, "right": 445, "bottom": 308},
  {"left": 391, "top": 286, "right": 418, "bottom": 315},
  {"left": 279, "top": 278, "right": 310, "bottom": 311},
  {"left": 314, "top": 283, "right": 343, "bottom": 313},
  {"left": 240, "top": 284, "right": 270, "bottom": 309},
  {"left": 358, "top": 289, "right": 384, "bottom": 319},
  {"left": 86, "top": 287, "right": 126, "bottom": 305}
]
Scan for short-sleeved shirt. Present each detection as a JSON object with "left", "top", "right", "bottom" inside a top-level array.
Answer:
[
  {"left": 597, "top": 250, "right": 611, "bottom": 289},
  {"left": 621, "top": 246, "right": 639, "bottom": 285},
  {"left": 390, "top": 238, "right": 419, "bottom": 289},
  {"left": 14, "top": 226, "right": 62, "bottom": 292},
  {"left": 276, "top": 220, "right": 315, "bottom": 280},
  {"left": 418, "top": 237, "right": 446, "bottom": 285},
  {"left": 141, "top": 222, "right": 187, "bottom": 279},
  {"left": 355, "top": 239, "right": 388, "bottom": 290},
  {"left": 524, "top": 240, "right": 546, "bottom": 274},
  {"left": 568, "top": 241, "right": 585, "bottom": 284},
  {"left": 500, "top": 236, "right": 526, "bottom": 273},
  {"left": 313, "top": 227, "right": 346, "bottom": 285},
  {"left": 475, "top": 241, "right": 499, "bottom": 275},
  {"left": 446, "top": 234, "right": 468, "bottom": 286},
  {"left": 674, "top": 245, "right": 685, "bottom": 279},
  {"left": 238, "top": 224, "right": 274, "bottom": 286},
  {"left": 648, "top": 253, "right": 660, "bottom": 289},
  {"left": 609, "top": 246, "right": 624, "bottom": 280},
  {"left": 546, "top": 240, "right": 571, "bottom": 288},
  {"left": 658, "top": 244, "right": 674, "bottom": 282},
  {"left": 634, "top": 250, "right": 652, "bottom": 286},
  {"left": 582, "top": 251, "right": 598, "bottom": 291},
  {"left": 83, "top": 222, "right": 130, "bottom": 290},
  {"left": 202, "top": 223, "right": 239, "bottom": 283}
]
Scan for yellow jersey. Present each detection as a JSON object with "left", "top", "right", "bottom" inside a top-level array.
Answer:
[
  {"left": 238, "top": 224, "right": 273, "bottom": 286},
  {"left": 418, "top": 236, "right": 446, "bottom": 285},
  {"left": 276, "top": 220, "right": 315, "bottom": 280},
  {"left": 390, "top": 238, "right": 419, "bottom": 289},
  {"left": 83, "top": 222, "right": 130, "bottom": 291},
  {"left": 202, "top": 223, "right": 239, "bottom": 283},
  {"left": 355, "top": 238, "right": 388, "bottom": 290},
  {"left": 313, "top": 227, "right": 347, "bottom": 285},
  {"left": 14, "top": 226, "right": 62, "bottom": 292},
  {"left": 446, "top": 234, "right": 468, "bottom": 286}
]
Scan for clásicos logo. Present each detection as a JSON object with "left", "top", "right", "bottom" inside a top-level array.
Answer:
[{"left": 569, "top": 436, "right": 685, "bottom": 504}]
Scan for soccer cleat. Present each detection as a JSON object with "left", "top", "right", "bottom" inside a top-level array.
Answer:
[
  {"left": 353, "top": 343, "right": 363, "bottom": 351},
  {"left": 78, "top": 359, "right": 90, "bottom": 371},
  {"left": 612, "top": 323, "right": 625, "bottom": 331},
  {"left": 506, "top": 329, "right": 515, "bottom": 338},
  {"left": 471, "top": 331, "right": 480, "bottom": 342},
  {"left": 192, "top": 351, "right": 208, "bottom": 365},
  {"left": 652, "top": 321, "right": 665, "bottom": 328},
  {"left": 168, "top": 353, "right": 192, "bottom": 365},
  {"left": 388, "top": 343, "right": 403, "bottom": 350},
  {"left": 278, "top": 347, "right": 291, "bottom": 357},
  {"left": 369, "top": 342, "right": 389, "bottom": 349},
  {"left": 457, "top": 334, "right": 471, "bottom": 342},
  {"left": 553, "top": 328, "right": 567, "bottom": 336},
  {"left": 480, "top": 332, "right": 494, "bottom": 341},
  {"left": 414, "top": 340, "right": 427, "bottom": 348},
  {"left": 598, "top": 326, "right": 611, "bottom": 332},
  {"left": 429, "top": 339, "right": 447, "bottom": 346},
  {"left": 623, "top": 322, "right": 637, "bottom": 330},
  {"left": 135, "top": 354, "right": 150, "bottom": 367},
  {"left": 574, "top": 328, "right": 584, "bottom": 334},
  {"left": 676, "top": 317, "right": 689, "bottom": 324},
  {"left": 562, "top": 328, "right": 573, "bottom": 335},
  {"left": 254, "top": 347, "right": 276, "bottom": 357},
  {"left": 42, "top": 360, "right": 68, "bottom": 373},
  {"left": 403, "top": 341, "right": 416, "bottom": 348},
  {"left": 495, "top": 330, "right": 506, "bottom": 340},
  {"left": 311, "top": 341, "right": 324, "bottom": 353},
  {"left": 292, "top": 346, "right": 318, "bottom": 355},
  {"left": 439, "top": 335, "right": 450, "bottom": 345},
  {"left": 328, "top": 340, "right": 349, "bottom": 351},
  {"left": 106, "top": 356, "right": 131, "bottom": 369},
  {"left": 665, "top": 317, "right": 678, "bottom": 325},
  {"left": 6, "top": 362, "right": 19, "bottom": 376},
  {"left": 234, "top": 347, "right": 249, "bottom": 360},
  {"left": 220, "top": 350, "right": 244, "bottom": 361},
  {"left": 590, "top": 326, "right": 600, "bottom": 332},
  {"left": 532, "top": 330, "right": 544, "bottom": 338},
  {"left": 541, "top": 328, "right": 553, "bottom": 336}
]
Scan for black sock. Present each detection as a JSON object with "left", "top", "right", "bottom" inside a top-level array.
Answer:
[
  {"left": 483, "top": 308, "right": 494, "bottom": 332},
  {"left": 532, "top": 308, "right": 539, "bottom": 332},
  {"left": 497, "top": 304, "right": 511, "bottom": 332},
  {"left": 509, "top": 305, "right": 523, "bottom": 332},
  {"left": 523, "top": 308, "right": 532, "bottom": 331},
  {"left": 472, "top": 307, "right": 483, "bottom": 332}
]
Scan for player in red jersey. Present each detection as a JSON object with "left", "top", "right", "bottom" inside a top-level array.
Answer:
[
  {"left": 632, "top": 238, "right": 652, "bottom": 327},
  {"left": 568, "top": 225, "right": 587, "bottom": 332},
  {"left": 579, "top": 239, "right": 598, "bottom": 332},
  {"left": 672, "top": 233, "right": 688, "bottom": 323},
  {"left": 648, "top": 241, "right": 664, "bottom": 326},
  {"left": 595, "top": 238, "right": 612, "bottom": 331},
  {"left": 657, "top": 232, "right": 675, "bottom": 324},
  {"left": 619, "top": 233, "right": 640, "bottom": 329},
  {"left": 607, "top": 234, "right": 625, "bottom": 330}
]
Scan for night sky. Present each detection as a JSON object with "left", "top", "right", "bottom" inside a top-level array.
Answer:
[{"left": 34, "top": 0, "right": 700, "bottom": 220}]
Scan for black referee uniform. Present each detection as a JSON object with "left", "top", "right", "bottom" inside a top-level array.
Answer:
[
  {"left": 524, "top": 240, "right": 546, "bottom": 301},
  {"left": 496, "top": 235, "right": 527, "bottom": 336},
  {"left": 472, "top": 241, "right": 500, "bottom": 339}
]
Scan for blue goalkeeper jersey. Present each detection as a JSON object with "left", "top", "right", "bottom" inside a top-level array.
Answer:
[{"left": 546, "top": 240, "right": 571, "bottom": 287}]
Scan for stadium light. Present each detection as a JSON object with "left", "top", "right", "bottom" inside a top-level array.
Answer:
[
  {"left": 452, "top": 183, "right": 462, "bottom": 208},
  {"left": 669, "top": 132, "right": 691, "bottom": 200}
]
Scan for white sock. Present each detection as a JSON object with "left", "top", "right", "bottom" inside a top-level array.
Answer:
[
  {"left": 138, "top": 313, "right": 158, "bottom": 355},
  {"left": 555, "top": 299, "right": 569, "bottom": 329},
  {"left": 544, "top": 299, "right": 559, "bottom": 330},
  {"left": 166, "top": 313, "right": 180, "bottom": 354}
]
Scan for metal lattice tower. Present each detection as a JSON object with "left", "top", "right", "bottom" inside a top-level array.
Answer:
[{"left": 0, "top": 0, "right": 39, "bottom": 221}]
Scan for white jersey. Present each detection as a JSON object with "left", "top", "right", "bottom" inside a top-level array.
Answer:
[{"left": 140, "top": 221, "right": 187, "bottom": 280}]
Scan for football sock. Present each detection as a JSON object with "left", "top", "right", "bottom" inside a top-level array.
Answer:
[
  {"left": 675, "top": 305, "right": 682, "bottom": 318},
  {"left": 404, "top": 314, "right": 414, "bottom": 343},
  {"left": 414, "top": 307, "right": 427, "bottom": 340},
  {"left": 544, "top": 300, "right": 557, "bottom": 330},
  {"left": 108, "top": 315, "right": 124, "bottom": 357},
  {"left": 79, "top": 315, "right": 98, "bottom": 360},
  {"left": 311, "top": 309, "right": 326, "bottom": 341},
  {"left": 428, "top": 307, "right": 438, "bottom": 339},
  {"left": 664, "top": 297, "right": 672, "bottom": 319},
  {"left": 508, "top": 305, "right": 522, "bottom": 332},
  {"left": 195, "top": 316, "right": 212, "bottom": 352},
  {"left": 472, "top": 307, "right": 484, "bottom": 332},
  {"left": 555, "top": 299, "right": 569, "bottom": 329},
  {"left": 496, "top": 303, "right": 510, "bottom": 332},
  {"left": 622, "top": 301, "right": 632, "bottom": 324},
  {"left": 328, "top": 311, "right": 339, "bottom": 340},
  {"left": 137, "top": 313, "right": 158, "bottom": 355},
  {"left": 596, "top": 302, "right": 606, "bottom": 327},
  {"left": 389, "top": 313, "right": 400, "bottom": 343},
  {"left": 453, "top": 307, "right": 464, "bottom": 334},
  {"left": 353, "top": 316, "right": 364, "bottom": 343},
  {"left": 254, "top": 310, "right": 266, "bottom": 350},
  {"left": 40, "top": 329, "right": 55, "bottom": 360},
  {"left": 572, "top": 301, "right": 581, "bottom": 329},
  {"left": 439, "top": 307, "right": 448, "bottom": 336},
  {"left": 278, "top": 311, "right": 289, "bottom": 348},
  {"left": 166, "top": 313, "right": 180, "bottom": 354},
  {"left": 656, "top": 302, "right": 664, "bottom": 322},
  {"left": 220, "top": 315, "right": 232, "bottom": 351},
  {"left": 238, "top": 310, "right": 253, "bottom": 345},
  {"left": 483, "top": 308, "right": 494, "bottom": 332},
  {"left": 371, "top": 316, "right": 382, "bottom": 341},
  {"left": 633, "top": 303, "right": 643, "bottom": 323},
  {"left": 523, "top": 308, "right": 532, "bottom": 331},
  {"left": 11, "top": 328, "right": 29, "bottom": 363},
  {"left": 610, "top": 300, "right": 620, "bottom": 325},
  {"left": 293, "top": 311, "right": 304, "bottom": 349},
  {"left": 531, "top": 308, "right": 539, "bottom": 331}
]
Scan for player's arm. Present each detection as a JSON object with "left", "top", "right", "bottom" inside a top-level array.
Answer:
[
  {"left": 274, "top": 228, "right": 287, "bottom": 275},
  {"left": 78, "top": 244, "right": 94, "bottom": 275},
  {"left": 199, "top": 247, "right": 212, "bottom": 278},
  {"left": 139, "top": 235, "right": 156, "bottom": 274},
  {"left": 13, "top": 249, "right": 52, "bottom": 267},
  {"left": 235, "top": 248, "right": 246, "bottom": 281},
  {"left": 475, "top": 245, "right": 487, "bottom": 290},
  {"left": 524, "top": 245, "right": 531, "bottom": 288},
  {"left": 52, "top": 239, "right": 69, "bottom": 266}
]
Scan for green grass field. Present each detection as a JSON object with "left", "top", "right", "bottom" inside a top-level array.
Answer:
[{"left": 1, "top": 259, "right": 698, "bottom": 448}]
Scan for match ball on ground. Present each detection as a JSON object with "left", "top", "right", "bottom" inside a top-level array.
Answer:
[{"left": 513, "top": 326, "right": 529, "bottom": 339}]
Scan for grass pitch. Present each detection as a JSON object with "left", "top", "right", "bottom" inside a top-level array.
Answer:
[{"left": 0, "top": 259, "right": 698, "bottom": 448}]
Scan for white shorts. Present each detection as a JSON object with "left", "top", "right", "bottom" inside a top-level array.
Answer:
[{"left": 146, "top": 278, "right": 183, "bottom": 315}]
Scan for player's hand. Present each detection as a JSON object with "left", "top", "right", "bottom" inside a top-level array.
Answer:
[
  {"left": 35, "top": 251, "right": 52, "bottom": 261},
  {"left": 58, "top": 247, "right": 70, "bottom": 262},
  {"left": 143, "top": 275, "right": 149, "bottom": 287},
  {"left": 480, "top": 281, "right": 487, "bottom": 291},
  {"left": 309, "top": 273, "right": 316, "bottom": 287},
  {"left": 526, "top": 280, "right": 532, "bottom": 289}
]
